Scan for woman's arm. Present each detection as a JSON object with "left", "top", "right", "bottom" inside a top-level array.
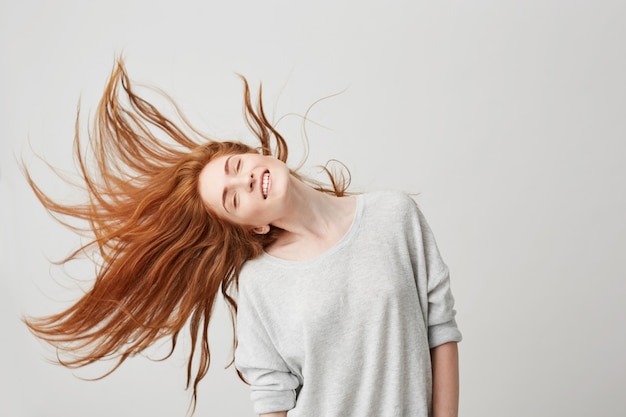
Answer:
[
  {"left": 431, "top": 342, "right": 459, "bottom": 417},
  {"left": 260, "top": 413, "right": 287, "bottom": 417}
]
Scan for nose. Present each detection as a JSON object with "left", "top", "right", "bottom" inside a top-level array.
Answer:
[{"left": 232, "top": 171, "right": 254, "bottom": 192}]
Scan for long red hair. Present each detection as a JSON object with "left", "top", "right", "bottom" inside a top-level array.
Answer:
[{"left": 23, "top": 59, "right": 348, "bottom": 412}]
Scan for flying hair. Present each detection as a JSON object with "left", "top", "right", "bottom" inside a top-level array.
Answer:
[{"left": 22, "top": 58, "right": 350, "bottom": 413}]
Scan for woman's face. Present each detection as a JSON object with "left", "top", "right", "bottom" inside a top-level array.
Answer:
[{"left": 198, "top": 153, "right": 291, "bottom": 231}]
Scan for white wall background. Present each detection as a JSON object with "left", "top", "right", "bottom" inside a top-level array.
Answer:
[{"left": 1, "top": 0, "right": 625, "bottom": 416}]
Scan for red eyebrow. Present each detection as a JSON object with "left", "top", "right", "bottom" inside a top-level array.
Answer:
[
  {"left": 222, "top": 156, "right": 233, "bottom": 213},
  {"left": 224, "top": 155, "right": 232, "bottom": 175}
]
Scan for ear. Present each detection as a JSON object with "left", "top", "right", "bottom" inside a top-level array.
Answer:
[{"left": 251, "top": 225, "right": 270, "bottom": 235}]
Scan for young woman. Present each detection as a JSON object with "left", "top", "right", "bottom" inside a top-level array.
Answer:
[{"left": 24, "top": 59, "right": 462, "bottom": 417}]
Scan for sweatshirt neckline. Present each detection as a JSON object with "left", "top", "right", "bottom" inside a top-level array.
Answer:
[{"left": 260, "top": 194, "right": 364, "bottom": 267}]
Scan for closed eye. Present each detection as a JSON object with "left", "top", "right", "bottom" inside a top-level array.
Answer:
[{"left": 236, "top": 159, "right": 241, "bottom": 173}]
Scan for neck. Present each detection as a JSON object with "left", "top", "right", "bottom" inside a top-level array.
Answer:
[{"left": 268, "top": 178, "right": 356, "bottom": 255}]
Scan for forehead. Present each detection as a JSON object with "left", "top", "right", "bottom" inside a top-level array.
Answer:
[{"left": 198, "top": 154, "right": 230, "bottom": 213}]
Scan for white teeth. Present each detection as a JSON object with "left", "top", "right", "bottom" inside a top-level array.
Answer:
[{"left": 262, "top": 172, "right": 269, "bottom": 198}]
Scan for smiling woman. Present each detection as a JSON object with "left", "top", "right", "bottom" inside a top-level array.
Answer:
[
  {"left": 198, "top": 153, "right": 293, "bottom": 231},
  {"left": 23, "top": 58, "right": 461, "bottom": 417}
]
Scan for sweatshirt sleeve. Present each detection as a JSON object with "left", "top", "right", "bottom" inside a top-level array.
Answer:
[
  {"left": 235, "top": 280, "right": 300, "bottom": 415},
  {"left": 412, "top": 204, "right": 463, "bottom": 348}
]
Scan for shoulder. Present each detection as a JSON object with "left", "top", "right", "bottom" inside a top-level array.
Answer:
[
  {"left": 362, "top": 190, "right": 419, "bottom": 218},
  {"left": 355, "top": 191, "right": 422, "bottom": 239},
  {"left": 238, "top": 256, "right": 269, "bottom": 293}
]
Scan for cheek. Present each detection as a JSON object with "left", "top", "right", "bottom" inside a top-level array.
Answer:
[
  {"left": 242, "top": 201, "right": 264, "bottom": 218},
  {"left": 229, "top": 199, "right": 259, "bottom": 224}
]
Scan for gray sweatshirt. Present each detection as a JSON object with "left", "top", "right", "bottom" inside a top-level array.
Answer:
[{"left": 234, "top": 191, "right": 462, "bottom": 416}]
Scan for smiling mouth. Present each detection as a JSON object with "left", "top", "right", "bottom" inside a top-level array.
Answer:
[{"left": 262, "top": 171, "right": 270, "bottom": 199}]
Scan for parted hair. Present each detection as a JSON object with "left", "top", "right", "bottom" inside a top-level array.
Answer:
[{"left": 23, "top": 59, "right": 348, "bottom": 412}]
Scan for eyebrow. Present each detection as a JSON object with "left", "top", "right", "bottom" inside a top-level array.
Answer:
[{"left": 222, "top": 156, "right": 233, "bottom": 213}]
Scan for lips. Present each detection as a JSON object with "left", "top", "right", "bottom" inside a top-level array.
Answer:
[{"left": 262, "top": 171, "right": 270, "bottom": 198}]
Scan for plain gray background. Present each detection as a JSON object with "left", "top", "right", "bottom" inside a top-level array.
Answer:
[{"left": 1, "top": 0, "right": 625, "bottom": 416}]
